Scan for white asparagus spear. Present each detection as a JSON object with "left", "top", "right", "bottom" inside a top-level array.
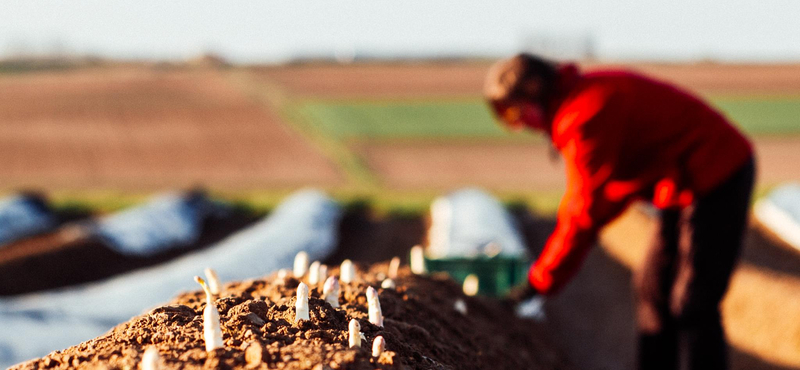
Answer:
[
  {"left": 381, "top": 278, "right": 396, "bottom": 289},
  {"left": 194, "top": 276, "right": 224, "bottom": 352},
  {"left": 340, "top": 259, "right": 356, "bottom": 283},
  {"left": 277, "top": 269, "right": 289, "bottom": 280},
  {"left": 322, "top": 276, "right": 340, "bottom": 308},
  {"left": 463, "top": 274, "right": 479, "bottom": 296},
  {"left": 141, "top": 346, "right": 161, "bottom": 370},
  {"left": 295, "top": 282, "right": 310, "bottom": 322},
  {"left": 388, "top": 256, "right": 401, "bottom": 279},
  {"left": 410, "top": 245, "right": 426, "bottom": 274},
  {"left": 372, "top": 336, "right": 385, "bottom": 358},
  {"left": 454, "top": 298, "right": 468, "bottom": 315},
  {"left": 308, "top": 261, "right": 321, "bottom": 285},
  {"left": 348, "top": 319, "right": 361, "bottom": 348},
  {"left": 294, "top": 251, "right": 309, "bottom": 278},
  {"left": 318, "top": 264, "right": 328, "bottom": 285},
  {"left": 366, "top": 286, "right": 384, "bottom": 327},
  {"left": 204, "top": 267, "right": 221, "bottom": 296}
]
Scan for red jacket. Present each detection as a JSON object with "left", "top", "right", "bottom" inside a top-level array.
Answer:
[{"left": 529, "top": 65, "right": 753, "bottom": 295}]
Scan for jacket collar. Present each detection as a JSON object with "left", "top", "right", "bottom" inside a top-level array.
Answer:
[{"left": 544, "top": 63, "right": 583, "bottom": 135}]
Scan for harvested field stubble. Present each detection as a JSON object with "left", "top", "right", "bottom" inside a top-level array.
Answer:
[{"left": 14, "top": 263, "right": 570, "bottom": 370}]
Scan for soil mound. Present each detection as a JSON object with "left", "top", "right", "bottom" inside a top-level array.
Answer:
[
  {"left": 0, "top": 210, "right": 258, "bottom": 296},
  {"left": 13, "top": 263, "right": 569, "bottom": 370}
]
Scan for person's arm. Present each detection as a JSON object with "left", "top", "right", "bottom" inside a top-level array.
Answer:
[{"left": 529, "top": 102, "right": 631, "bottom": 296}]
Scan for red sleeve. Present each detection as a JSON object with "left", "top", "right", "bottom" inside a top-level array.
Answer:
[{"left": 529, "top": 98, "right": 632, "bottom": 296}]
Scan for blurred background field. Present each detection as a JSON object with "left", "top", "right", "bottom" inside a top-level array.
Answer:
[
  {"left": 3, "top": 60, "right": 798, "bottom": 369},
  {"left": 2, "top": 60, "right": 799, "bottom": 215}
]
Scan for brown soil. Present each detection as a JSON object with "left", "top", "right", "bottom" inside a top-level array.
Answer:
[
  {"left": 253, "top": 62, "right": 800, "bottom": 98},
  {"left": 356, "top": 141, "right": 565, "bottom": 192},
  {"left": 329, "top": 203, "right": 552, "bottom": 268},
  {"left": 355, "top": 136, "right": 799, "bottom": 193},
  {"left": 0, "top": 66, "right": 343, "bottom": 191},
  {"left": 591, "top": 63, "right": 800, "bottom": 95},
  {"left": 326, "top": 206, "right": 427, "bottom": 265},
  {"left": 12, "top": 263, "right": 570, "bottom": 370},
  {"left": 0, "top": 209, "right": 260, "bottom": 296},
  {"left": 586, "top": 208, "right": 800, "bottom": 369},
  {"left": 6, "top": 201, "right": 798, "bottom": 369},
  {"left": 250, "top": 63, "right": 489, "bottom": 99},
  {"left": 751, "top": 137, "right": 800, "bottom": 187},
  {"left": 331, "top": 205, "right": 800, "bottom": 370},
  {"left": 51, "top": 207, "right": 94, "bottom": 225}
]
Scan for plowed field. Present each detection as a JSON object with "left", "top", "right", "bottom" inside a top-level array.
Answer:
[
  {"left": 356, "top": 141, "right": 565, "bottom": 191},
  {"left": 253, "top": 62, "right": 800, "bottom": 97},
  {"left": 0, "top": 67, "right": 342, "bottom": 190},
  {"left": 252, "top": 63, "right": 488, "bottom": 98},
  {"left": 251, "top": 62, "right": 800, "bottom": 192}
]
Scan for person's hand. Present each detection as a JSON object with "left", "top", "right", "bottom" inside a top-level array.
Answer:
[
  {"left": 503, "top": 284, "right": 547, "bottom": 321},
  {"left": 503, "top": 283, "right": 539, "bottom": 307}
]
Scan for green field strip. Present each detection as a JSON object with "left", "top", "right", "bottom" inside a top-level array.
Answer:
[
  {"left": 219, "top": 71, "right": 796, "bottom": 214},
  {"left": 225, "top": 71, "right": 381, "bottom": 190},
  {"left": 17, "top": 187, "right": 565, "bottom": 219},
  {"left": 709, "top": 96, "right": 800, "bottom": 135},
  {"left": 298, "top": 98, "right": 513, "bottom": 139},
  {"left": 282, "top": 102, "right": 382, "bottom": 189},
  {"left": 299, "top": 96, "right": 800, "bottom": 140}
]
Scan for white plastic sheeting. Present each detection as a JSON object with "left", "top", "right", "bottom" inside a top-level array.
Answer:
[
  {"left": 93, "top": 191, "right": 224, "bottom": 256},
  {"left": 427, "top": 188, "right": 526, "bottom": 258},
  {"left": 754, "top": 183, "right": 800, "bottom": 252},
  {"left": 0, "top": 189, "right": 341, "bottom": 368},
  {"left": 0, "top": 195, "right": 56, "bottom": 247}
]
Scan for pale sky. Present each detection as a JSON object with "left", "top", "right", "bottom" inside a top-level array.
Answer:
[{"left": 2, "top": 0, "right": 799, "bottom": 63}]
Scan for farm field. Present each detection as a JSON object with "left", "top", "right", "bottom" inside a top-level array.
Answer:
[
  {"left": 251, "top": 62, "right": 489, "bottom": 99},
  {"left": 298, "top": 96, "right": 800, "bottom": 138},
  {"left": 712, "top": 96, "right": 800, "bottom": 135},
  {"left": 253, "top": 62, "right": 800, "bottom": 97},
  {"left": 0, "top": 66, "right": 342, "bottom": 191},
  {"left": 1, "top": 61, "right": 799, "bottom": 199},
  {"left": 246, "top": 61, "right": 800, "bottom": 197},
  {"left": 1, "top": 60, "right": 799, "bottom": 369},
  {"left": 298, "top": 98, "right": 510, "bottom": 139},
  {"left": 353, "top": 140, "right": 564, "bottom": 191}
]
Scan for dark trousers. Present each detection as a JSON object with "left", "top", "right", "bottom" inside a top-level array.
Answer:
[{"left": 634, "top": 158, "right": 755, "bottom": 370}]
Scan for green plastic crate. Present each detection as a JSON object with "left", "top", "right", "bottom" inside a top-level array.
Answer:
[{"left": 423, "top": 254, "right": 530, "bottom": 297}]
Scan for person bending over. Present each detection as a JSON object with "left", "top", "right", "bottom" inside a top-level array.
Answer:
[{"left": 489, "top": 53, "right": 754, "bottom": 370}]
